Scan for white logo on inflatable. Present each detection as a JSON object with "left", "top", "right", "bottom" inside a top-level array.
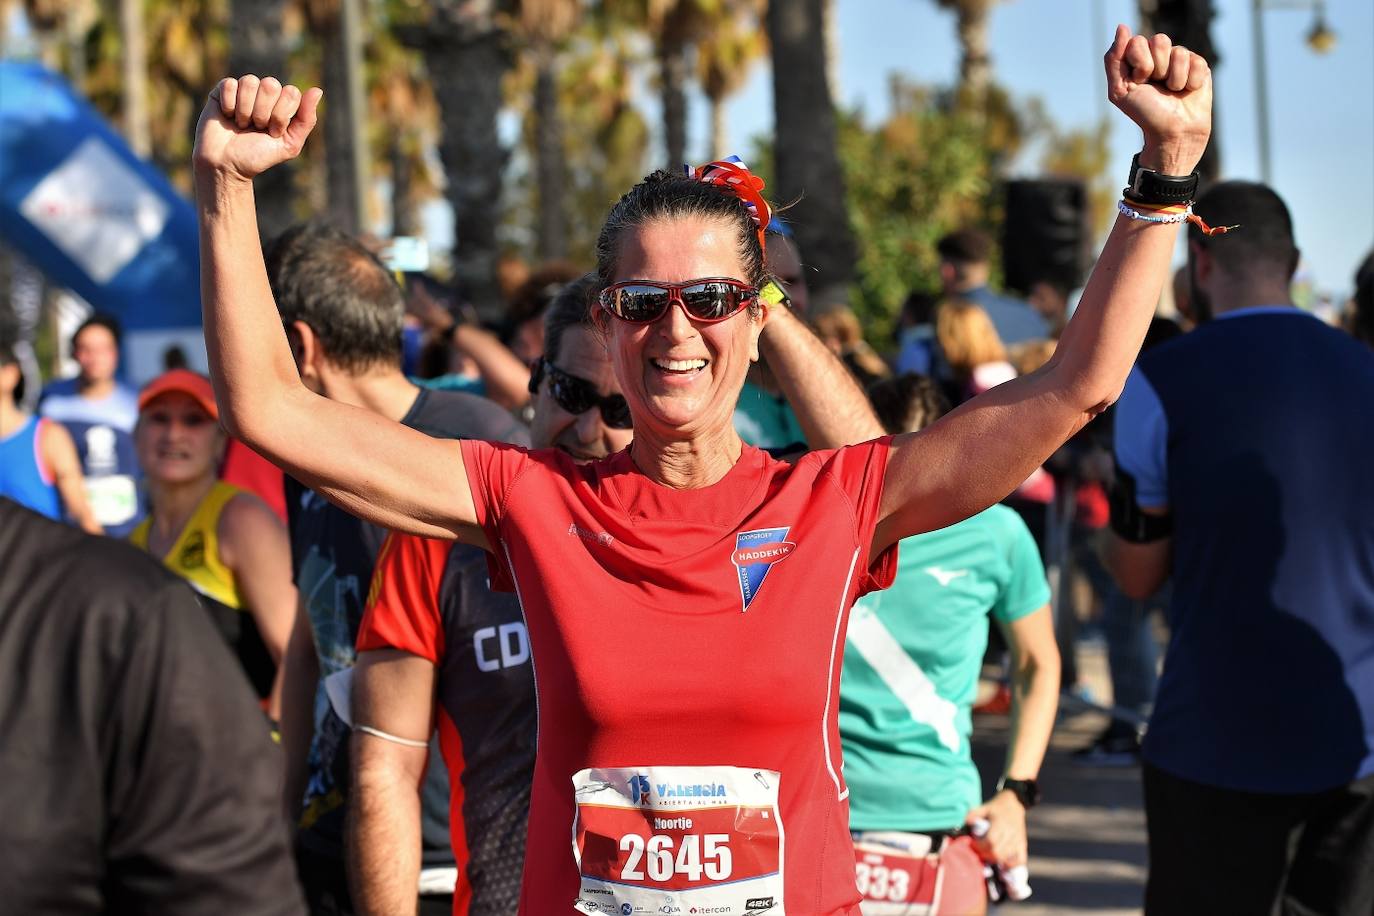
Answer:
[{"left": 19, "top": 136, "right": 169, "bottom": 284}]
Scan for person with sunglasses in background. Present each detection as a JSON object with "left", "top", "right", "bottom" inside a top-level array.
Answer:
[
  {"left": 195, "top": 33, "right": 1209, "bottom": 909},
  {"left": 525, "top": 274, "right": 636, "bottom": 462},
  {"left": 348, "top": 271, "right": 884, "bottom": 913},
  {"left": 341, "top": 275, "right": 620, "bottom": 915}
]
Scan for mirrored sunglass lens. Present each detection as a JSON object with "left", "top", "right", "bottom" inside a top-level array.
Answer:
[
  {"left": 681, "top": 282, "right": 741, "bottom": 319},
  {"left": 613, "top": 286, "right": 670, "bottom": 321}
]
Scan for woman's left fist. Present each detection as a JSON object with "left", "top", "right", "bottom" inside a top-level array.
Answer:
[{"left": 1104, "top": 24, "right": 1212, "bottom": 175}]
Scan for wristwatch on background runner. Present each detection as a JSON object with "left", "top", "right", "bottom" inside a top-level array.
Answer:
[{"left": 996, "top": 777, "right": 1041, "bottom": 809}]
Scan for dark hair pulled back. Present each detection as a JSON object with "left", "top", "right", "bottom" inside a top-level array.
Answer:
[{"left": 595, "top": 170, "right": 768, "bottom": 293}]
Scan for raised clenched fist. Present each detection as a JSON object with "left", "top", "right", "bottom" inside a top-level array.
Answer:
[
  {"left": 1104, "top": 24, "right": 1212, "bottom": 175},
  {"left": 193, "top": 76, "right": 323, "bottom": 183}
]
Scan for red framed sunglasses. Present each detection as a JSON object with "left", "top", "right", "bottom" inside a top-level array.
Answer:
[{"left": 598, "top": 278, "right": 758, "bottom": 324}]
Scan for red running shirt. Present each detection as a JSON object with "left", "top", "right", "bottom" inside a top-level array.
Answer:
[{"left": 461, "top": 438, "right": 898, "bottom": 915}]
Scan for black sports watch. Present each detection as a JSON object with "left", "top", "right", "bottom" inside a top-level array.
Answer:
[
  {"left": 996, "top": 776, "right": 1041, "bottom": 809},
  {"left": 1123, "top": 152, "right": 1199, "bottom": 206}
]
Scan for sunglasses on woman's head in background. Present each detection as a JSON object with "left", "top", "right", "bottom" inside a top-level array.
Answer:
[
  {"left": 530, "top": 358, "right": 634, "bottom": 429},
  {"left": 599, "top": 278, "right": 758, "bottom": 324}
]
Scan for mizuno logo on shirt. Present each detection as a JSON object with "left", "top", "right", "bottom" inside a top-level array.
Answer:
[
  {"left": 925, "top": 566, "right": 969, "bottom": 587},
  {"left": 732, "top": 526, "right": 795, "bottom": 612}
]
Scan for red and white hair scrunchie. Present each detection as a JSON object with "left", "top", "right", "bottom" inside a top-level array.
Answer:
[{"left": 685, "top": 155, "right": 772, "bottom": 252}]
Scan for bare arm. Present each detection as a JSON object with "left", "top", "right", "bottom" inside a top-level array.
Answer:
[
  {"left": 218, "top": 492, "right": 296, "bottom": 720},
  {"left": 1106, "top": 520, "right": 1173, "bottom": 599},
  {"left": 449, "top": 324, "right": 532, "bottom": 411},
  {"left": 966, "top": 605, "right": 1059, "bottom": 867},
  {"left": 875, "top": 28, "right": 1212, "bottom": 555},
  {"left": 759, "top": 304, "right": 885, "bottom": 448},
  {"left": 408, "top": 284, "right": 532, "bottom": 411},
  {"left": 192, "top": 77, "right": 482, "bottom": 544},
  {"left": 348, "top": 649, "right": 436, "bottom": 916},
  {"left": 279, "top": 598, "right": 318, "bottom": 818},
  {"left": 39, "top": 419, "right": 102, "bottom": 534},
  {"left": 1000, "top": 607, "right": 1060, "bottom": 783}
]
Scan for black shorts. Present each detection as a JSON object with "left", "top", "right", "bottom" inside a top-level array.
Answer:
[{"left": 1143, "top": 763, "right": 1374, "bottom": 916}]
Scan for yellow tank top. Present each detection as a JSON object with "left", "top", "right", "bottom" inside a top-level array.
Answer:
[{"left": 131, "top": 481, "right": 244, "bottom": 610}]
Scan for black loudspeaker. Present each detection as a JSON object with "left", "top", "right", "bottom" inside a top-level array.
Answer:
[{"left": 1002, "top": 179, "right": 1090, "bottom": 295}]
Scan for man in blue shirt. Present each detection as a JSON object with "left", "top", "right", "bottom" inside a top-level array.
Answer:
[
  {"left": 1108, "top": 182, "right": 1374, "bottom": 915},
  {"left": 936, "top": 229, "right": 1048, "bottom": 346},
  {"left": 38, "top": 313, "right": 143, "bottom": 536}
]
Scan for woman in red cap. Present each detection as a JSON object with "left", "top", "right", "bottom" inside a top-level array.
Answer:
[{"left": 131, "top": 369, "right": 295, "bottom": 719}]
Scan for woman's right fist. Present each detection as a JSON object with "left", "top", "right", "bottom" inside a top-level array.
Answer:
[{"left": 193, "top": 76, "right": 322, "bottom": 182}]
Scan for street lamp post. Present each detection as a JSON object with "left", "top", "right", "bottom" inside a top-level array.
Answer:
[{"left": 1252, "top": 0, "right": 1337, "bottom": 185}]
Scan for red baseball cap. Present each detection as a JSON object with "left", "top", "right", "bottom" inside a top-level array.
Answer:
[{"left": 138, "top": 369, "right": 219, "bottom": 420}]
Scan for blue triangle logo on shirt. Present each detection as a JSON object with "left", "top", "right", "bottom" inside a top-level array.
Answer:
[{"left": 732, "top": 526, "right": 796, "bottom": 612}]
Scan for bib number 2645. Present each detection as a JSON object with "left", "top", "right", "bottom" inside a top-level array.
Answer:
[
  {"left": 620, "top": 832, "right": 732, "bottom": 882},
  {"left": 572, "top": 765, "right": 784, "bottom": 915}
]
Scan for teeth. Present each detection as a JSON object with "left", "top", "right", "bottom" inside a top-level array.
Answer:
[{"left": 654, "top": 358, "right": 707, "bottom": 371}]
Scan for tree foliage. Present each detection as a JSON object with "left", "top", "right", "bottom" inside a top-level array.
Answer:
[
  {"left": 507, "top": 13, "right": 649, "bottom": 265},
  {"left": 758, "top": 77, "right": 1054, "bottom": 348}
]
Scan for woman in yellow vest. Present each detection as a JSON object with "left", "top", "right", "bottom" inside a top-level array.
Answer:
[{"left": 131, "top": 370, "right": 295, "bottom": 719}]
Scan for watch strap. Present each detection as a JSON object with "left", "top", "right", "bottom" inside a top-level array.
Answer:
[
  {"left": 997, "top": 776, "right": 1041, "bottom": 809},
  {"left": 1124, "top": 152, "right": 1199, "bottom": 206}
]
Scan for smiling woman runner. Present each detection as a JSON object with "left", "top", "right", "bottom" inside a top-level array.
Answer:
[
  {"left": 192, "top": 25, "right": 1211, "bottom": 914},
  {"left": 129, "top": 370, "right": 295, "bottom": 720}
]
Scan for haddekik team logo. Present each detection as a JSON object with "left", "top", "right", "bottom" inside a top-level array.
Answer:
[{"left": 732, "top": 526, "right": 796, "bottom": 612}]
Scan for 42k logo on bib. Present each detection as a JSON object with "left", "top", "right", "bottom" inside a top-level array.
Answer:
[{"left": 732, "top": 526, "right": 795, "bottom": 612}]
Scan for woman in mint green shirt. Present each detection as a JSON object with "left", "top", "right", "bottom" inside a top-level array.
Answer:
[{"left": 841, "top": 374, "right": 1060, "bottom": 900}]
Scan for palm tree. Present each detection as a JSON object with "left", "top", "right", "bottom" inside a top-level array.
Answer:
[
  {"left": 767, "top": 0, "right": 856, "bottom": 303},
  {"left": 519, "top": 0, "right": 582, "bottom": 261},
  {"left": 368, "top": 19, "right": 442, "bottom": 239},
  {"left": 398, "top": 0, "right": 515, "bottom": 320},
  {"left": 696, "top": 0, "right": 765, "bottom": 160},
  {"left": 934, "top": 0, "right": 999, "bottom": 101},
  {"left": 302, "top": 0, "right": 370, "bottom": 234},
  {"left": 118, "top": 0, "right": 151, "bottom": 157},
  {"left": 655, "top": 1, "right": 695, "bottom": 169},
  {"left": 535, "top": 19, "right": 649, "bottom": 262},
  {"left": 602, "top": 0, "right": 719, "bottom": 169},
  {"left": 228, "top": 0, "right": 295, "bottom": 240}
]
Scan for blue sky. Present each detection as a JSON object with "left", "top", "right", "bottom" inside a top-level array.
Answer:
[{"left": 704, "top": 0, "right": 1373, "bottom": 300}]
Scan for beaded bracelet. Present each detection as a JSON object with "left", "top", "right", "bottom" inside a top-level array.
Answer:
[
  {"left": 1119, "top": 199, "right": 1191, "bottom": 224},
  {"left": 1118, "top": 198, "right": 1240, "bottom": 237}
]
